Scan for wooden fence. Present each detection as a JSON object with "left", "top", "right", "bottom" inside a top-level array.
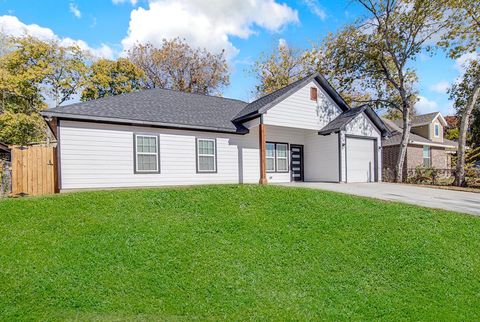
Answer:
[{"left": 11, "top": 145, "right": 58, "bottom": 196}]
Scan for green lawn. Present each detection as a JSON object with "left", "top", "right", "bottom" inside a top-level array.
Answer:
[{"left": 0, "top": 185, "right": 479, "bottom": 321}]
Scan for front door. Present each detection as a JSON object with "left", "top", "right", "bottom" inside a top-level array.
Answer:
[{"left": 290, "top": 144, "right": 304, "bottom": 182}]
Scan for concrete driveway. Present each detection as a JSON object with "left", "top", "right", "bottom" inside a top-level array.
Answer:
[{"left": 279, "top": 182, "right": 480, "bottom": 216}]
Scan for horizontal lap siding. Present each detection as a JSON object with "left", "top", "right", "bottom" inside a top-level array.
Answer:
[
  {"left": 304, "top": 133, "right": 339, "bottom": 182},
  {"left": 265, "top": 126, "right": 308, "bottom": 183},
  {"left": 263, "top": 81, "right": 342, "bottom": 130},
  {"left": 60, "top": 121, "right": 259, "bottom": 189}
]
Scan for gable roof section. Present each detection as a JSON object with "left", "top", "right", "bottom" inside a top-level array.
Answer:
[
  {"left": 318, "top": 106, "right": 366, "bottom": 135},
  {"left": 396, "top": 112, "right": 447, "bottom": 128},
  {"left": 318, "top": 105, "right": 390, "bottom": 137},
  {"left": 382, "top": 118, "right": 456, "bottom": 148},
  {"left": 41, "top": 88, "right": 249, "bottom": 134},
  {"left": 233, "top": 72, "right": 350, "bottom": 122}
]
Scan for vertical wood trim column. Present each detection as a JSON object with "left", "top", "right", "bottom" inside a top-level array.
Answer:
[{"left": 259, "top": 119, "right": 268, "bottom": 184}]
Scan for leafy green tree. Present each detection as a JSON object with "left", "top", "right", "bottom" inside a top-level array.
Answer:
[
  {"left": 128, "top": 38, "right": 229, "bottom": 95},
  {"left": 81, "top": 58, "right": 145, "bottom": 101},
  {"left": 251, "top": 40, "right": 369, "bottom": 104},
  {"left": 0, "top": 36, "right": 50, "bottom": 145},
  {"left": 43, "top": 42, "right": 89, "bottom": 107},
  {"left": 0, "top": 111, "right": 45, "bottom": 145},
  {"left": 449, "top": 59, "right": 480, "bottom": 184},
  {"left": 440, "top": 0, "right": 480, "bottom": 186}
]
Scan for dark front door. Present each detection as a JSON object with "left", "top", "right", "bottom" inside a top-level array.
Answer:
[{"left": 290, "top": 144, "right": 304, "bottom": 182}]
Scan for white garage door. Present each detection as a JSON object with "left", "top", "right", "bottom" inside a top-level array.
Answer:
[{"left": 346, "top": 137, "right": 376, "bottom": 183}]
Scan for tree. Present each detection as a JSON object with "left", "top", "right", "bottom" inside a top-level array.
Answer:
[
  {"left": 43, "top": 42, "right": 89, "bottom": 107},
  {"left": 0, "top": 36, "right": 91, "bottom": 145},
  {"left": 0, "top": 36, "right": 50, "bottom": 145},
  {"left": 251, "top": 40, "right": 369, "bottom": 104},
  {"left": 316, "top": 0, "right": 448, "bottom": 182},
  {"left": 128, "top": 38, "right": 229, "bottom": 95},
  {"left": 440, "top": 0, "right": 480, "bottom": 186},
  {"left": 81, "top": 58, "right": 145, "bottom": 101},
  {"left": 449, "top": 59, "right": 480, "bottom": 185}
]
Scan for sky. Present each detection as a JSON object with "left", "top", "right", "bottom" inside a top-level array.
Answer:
[{"left": 0, "top": 0, "right": 475, "bottom": 115}]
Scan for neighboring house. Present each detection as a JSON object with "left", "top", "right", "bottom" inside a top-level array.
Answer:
[
  {"left": 41, "top": 72, "right": 389, "bottom": 191},
  {"left": 0, "top": 142, "right": 11, "bottom": 161},
  {"left": 382, "top": 112, "right": 457, "bottom": 180}
]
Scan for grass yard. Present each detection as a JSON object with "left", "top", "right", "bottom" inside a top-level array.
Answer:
[{"left": 0, "top": 185, "right": 479, "bottom": 321}]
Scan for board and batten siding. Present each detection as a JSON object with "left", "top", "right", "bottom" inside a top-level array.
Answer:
[
  {"left": 341, "top": 112, "right": 382, "bottom": 182},
  {"left": 263, "top": 81, "right": 342, "bottom": 130},
  {"left": 59, "top": 120, "right": 260, "bottom": 190}
]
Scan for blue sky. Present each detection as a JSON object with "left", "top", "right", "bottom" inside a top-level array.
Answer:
[{"left": 0, "top": 0, "right": 470, "bottom": 115}]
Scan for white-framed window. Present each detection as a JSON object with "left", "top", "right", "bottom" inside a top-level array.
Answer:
[
  {"left": 266, "top": 143, "right": 276, "bottom": 172},
  {"left": 434, "top": 123, "right": 440, "bottom": 137},
  {"left": 276, "top": 143, "right": 288, "bottom": 172},
  {"left": 423, "top": 146, "right": 431, "bottom": 167},
  {"left": 197, "top": 138, "right": 216, "bottom": 172},
  {"left": 266, "top": 142, "right": 289, "bottom": 172},
  {"left": 134, "top": 134, "right": 159, "bottom": 173}
]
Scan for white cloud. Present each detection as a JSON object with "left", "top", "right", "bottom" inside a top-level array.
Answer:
[
  {"left": 302, "top": 0, "right": 326, "bottom": 20},
  {"left": 278, "top": 38, "right": 287, "bottom": 48},
  {"left": 0, "top": 15, "right": 115, "bottom": 59},
  {"left": 112, "top": 0, "right": 138, "bottom": 4},
  {"left": 69, "top": 2, "right": 81, "bottom": 18},
  {"left": 121, "top": 0, "right": 298, "bottom": 60},
  {"left": 429, "top": 81, "right": 450, "bottom": 94},
  {"left": 454, "top": 52, "right": 479, "bottom": 72},
  {"left": 415, "top": 95, "right": 439, "bottom": 114}
]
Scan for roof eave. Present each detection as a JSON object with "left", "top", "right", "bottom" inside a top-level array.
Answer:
[{"left": 41, "top": 111, "right": 249, "bottom": 135}]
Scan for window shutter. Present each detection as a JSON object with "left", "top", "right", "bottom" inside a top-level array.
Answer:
[{"left": 310, "top": 87, "right": 317, "bottom": 101}]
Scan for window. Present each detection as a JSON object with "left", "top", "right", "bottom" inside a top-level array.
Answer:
[
  {"left": 266, "top": 142, "right": 289, "bottom": 172},
  {"left": 423, "top": 146, "right": 431, "bottom": 167},
  {"left": 434, "top": 123, "right": 440, "bottom": 137},
  {"left": 135, "top": 134, "right": 159, "bottom": 173},
  {"left": 276, "top": 143, "right": 288, "bottom": 172},
  {"left": 266, "top": 143, "right": 276, "bottom": 172},
  {"left": 310, "top": 87, "right": 317, "bottom": 101},
  {"left": 197, "top": 138, "right": 216, "bottom": 172}
]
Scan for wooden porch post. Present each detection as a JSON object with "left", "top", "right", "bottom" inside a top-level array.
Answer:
[{"left": 259, "top": 122, "right": 268, "bottom": 184}]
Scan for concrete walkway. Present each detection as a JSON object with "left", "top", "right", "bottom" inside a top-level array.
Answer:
[{"left": 279, "top": 182, "right": 480, "bottom": 216}]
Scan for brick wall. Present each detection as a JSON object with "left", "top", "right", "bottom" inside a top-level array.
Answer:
[
  {"left": 431, "top": 147, "right": 449, "bottom": 168},
  {"left": 382, "top": 145, "right": 407, "bottom": 181},
  {"left": 382, "top": 144, "right": 451, "bottom": 181}
]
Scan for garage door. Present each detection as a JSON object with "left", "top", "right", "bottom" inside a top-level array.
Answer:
[{"left": 346, "top": 137, "right": 376, "bottom": 182}]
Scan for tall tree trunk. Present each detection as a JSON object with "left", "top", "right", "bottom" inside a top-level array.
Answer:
[
  {"left": 455, "top": 81, "right": 480, "bottom": 186},
  {"left": 395, "top": 105, "right": 412, "bottom": 182}
]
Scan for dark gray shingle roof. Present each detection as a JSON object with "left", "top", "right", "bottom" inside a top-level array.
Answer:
[
  {"left": 41, "top": 88, "right": 249, "bottom": 134},
  {"left": 318, "top": 106, "right": 366, "bottom": 135},
  {"left": 392, "top": 112, "right": 442, "bottom": 128},
  {"left": 382, "top": 118, "right": 456, "bottom": 147}
]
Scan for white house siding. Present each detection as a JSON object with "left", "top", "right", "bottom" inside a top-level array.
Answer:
[
  {"left": 59, "top": 120, "right": 260, "bottom": 190},
  {"left": 304, "top": 132, "right": 339, "bottom": 182},
  {"left": 341, "top": 112, "right": 382, "bottom": 182},
  {"left": 264, "top": 125, "right": 308, "bottom": 183},
  {"left": 263, "top": 81, "right": 342, "bottom": 130}
]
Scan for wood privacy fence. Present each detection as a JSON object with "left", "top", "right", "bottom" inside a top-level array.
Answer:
[{"left": 11, "top": 145, "right": 58, "bottom": 196}]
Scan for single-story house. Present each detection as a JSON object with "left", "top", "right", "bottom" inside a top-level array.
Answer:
[
  {"left": 382, "top": 112, "right": 457, "bottom": 180},
  {"left": 0, "top": 142, "right": 11, "bottom": 161},
  {"left": 41, "top": 72, "right": 389, "bottom": 191}
]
